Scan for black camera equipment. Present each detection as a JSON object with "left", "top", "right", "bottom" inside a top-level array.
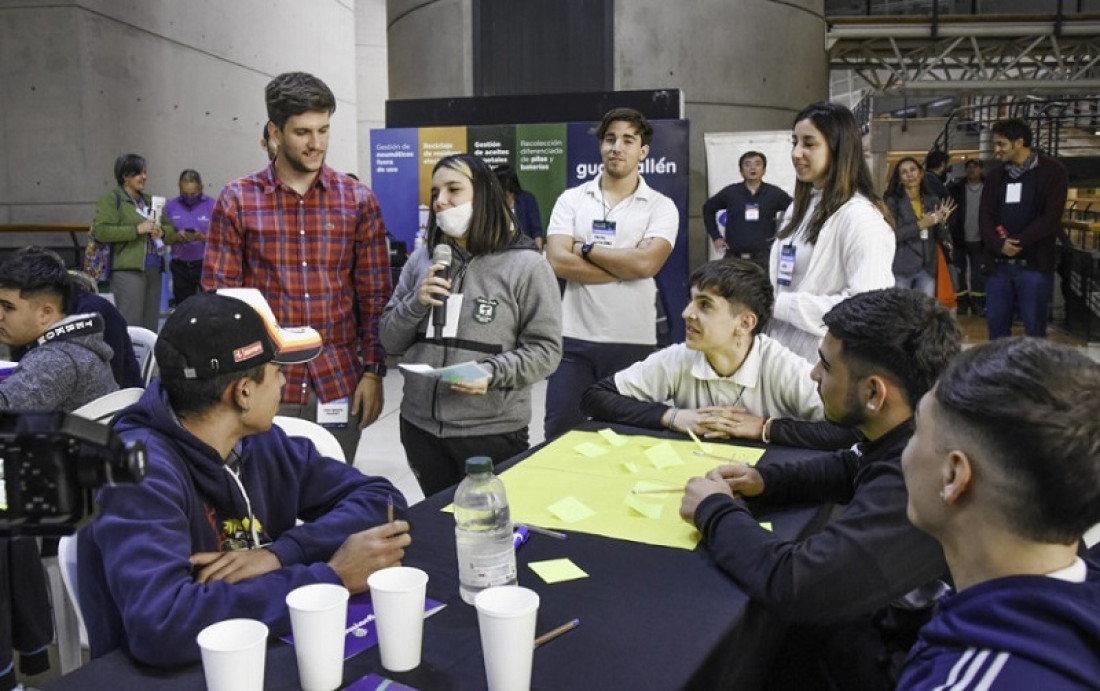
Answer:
[{"left": 0, "top": 411, "right": 145, "bottom": 537}]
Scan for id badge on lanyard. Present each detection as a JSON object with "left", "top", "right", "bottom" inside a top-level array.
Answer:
[
  {"left": 744, "top": 203, "right": 760, "bottom": 222},
  {"left": 592, "top": 220, "right": 616, "bottom": 246},
  {"left": 777, "top": 244, "right": 796, "bottom": 286}
]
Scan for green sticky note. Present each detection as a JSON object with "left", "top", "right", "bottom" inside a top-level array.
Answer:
[
  {"left": 598, "top": 428, "right": 628, "bottom": 447},
  {"left": 624, "top": 495, "right": 664, "bottom": 519},
  {"left": 645, "top": 441, "right": 683, "bottom": 469},
  {"left": 759, "top": 521, "right": 773, "bottom": 532},
  {"left": 574, "top": 441, "right": 609, "bottom": 458},
  {"left": 548, "top": 496, "right": 596, "bottom": 523},
  {"left": 622, "top": 461, "right": 639, "bottom": 474},
  {"left": 528, "top": 558, "right": 589, "bottom": 584}
]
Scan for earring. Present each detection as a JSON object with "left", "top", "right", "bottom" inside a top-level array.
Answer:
[
  {"left": 939, "top": 488, "right": 947, "bottom": 502},
  {"left": 866, "top": 402, "right": 875, "bottom": 410}
]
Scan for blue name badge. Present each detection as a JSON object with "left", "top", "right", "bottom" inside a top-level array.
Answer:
[
  {"left": 591, "top": 220, "right": 616, "bottom": 246},
  {"left": 777, "top": 244, "right": 796, "bottom": 286}
]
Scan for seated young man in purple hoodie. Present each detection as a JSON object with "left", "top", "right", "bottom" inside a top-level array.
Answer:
[
  {"left": 898, "top": 337, "right": 1100, "bottom": 690},
  {"left": 80, "top": 289, "right": 411, "bottom": 667}
]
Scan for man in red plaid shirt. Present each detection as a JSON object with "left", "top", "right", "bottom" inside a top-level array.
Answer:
[{"left": 202, "top": 72, "right": 391, "bottom": 462}]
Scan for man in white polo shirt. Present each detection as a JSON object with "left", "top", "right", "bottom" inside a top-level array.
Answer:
[{"left": 544, "top": 107, "right": 680, "bottom": 439}]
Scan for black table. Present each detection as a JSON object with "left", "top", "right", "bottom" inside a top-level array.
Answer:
[{"left": 43, "top": 424, "right": 829, "bottom": 690}]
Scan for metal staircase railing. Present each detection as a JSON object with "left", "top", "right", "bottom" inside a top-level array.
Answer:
[{"left": 932, "top": 96, "right": 1100, "bottom": 157}]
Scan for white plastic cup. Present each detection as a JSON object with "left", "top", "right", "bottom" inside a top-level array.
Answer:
[
  {"left": 285, "top": 583, "right": 350, "bottom": 691},
  {"left": 196, "top": 618, "right": 268, "bottom": 691},
  {"left": 475, "top": 586, "right": 540, "bottom": 691},
  {"left": 367, "top": 566, "right": 429, "bottom": 672}
]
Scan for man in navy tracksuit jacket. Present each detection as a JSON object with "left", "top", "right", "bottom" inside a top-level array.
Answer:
[
  {"left": 898, "top": 338, "right": 1100, "bottom": 689},
  {"left": 80, "top": 290, "right": 411, "bottom": 667}
]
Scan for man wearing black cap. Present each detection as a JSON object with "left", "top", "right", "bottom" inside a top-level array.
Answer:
[{"left": 78, "top": 290, "right": 411, "bottom": 668}]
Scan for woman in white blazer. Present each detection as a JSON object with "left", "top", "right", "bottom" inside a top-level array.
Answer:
[{"left": 766, "top": 102, "right": 896, "bottom": 363}]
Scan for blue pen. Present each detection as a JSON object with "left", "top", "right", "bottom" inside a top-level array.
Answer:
[{"left": 513, "top": 524, "right": 530, "bottom": 549}]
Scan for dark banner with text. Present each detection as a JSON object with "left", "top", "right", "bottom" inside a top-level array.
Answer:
[{"left": 370, "top": 120, "right": 689, "bottom": 341}]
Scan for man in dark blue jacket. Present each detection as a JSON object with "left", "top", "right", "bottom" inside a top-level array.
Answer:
[
  {"left": 680, "top": 288, "right": 960, "bottom": 689},
  {"left": 80, "top": 290, "right": 411, "bottom": 667},
  {"left": 980, "top": 119, "right": 1068, "bottom": 339},
  {"left": 898, "top": 338, "right": 1100, "bottom": 690}
]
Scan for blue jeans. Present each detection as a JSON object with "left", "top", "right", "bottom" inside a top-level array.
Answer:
[
  {"left": 544, "top": 337, "right": 655, "bottom": 440},
  {"left": 895, "top": 270, "right": 936, "bottom": 297},
  {"left": 985, "top": 261, "right": 1053, "bottom": 339}
]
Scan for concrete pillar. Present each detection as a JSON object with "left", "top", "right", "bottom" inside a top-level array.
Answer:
[
  {"left": 0, "top": 0, "right": 360, "bottom": 229},
  {"left": 613, "top": 0, "right": 827, "bottom": 273},
  {"left": 387, "top": 0, "right": 474, "bottom": 100},
  {"left": 357, "top": 0, "right": 390, "bottom": 184}
]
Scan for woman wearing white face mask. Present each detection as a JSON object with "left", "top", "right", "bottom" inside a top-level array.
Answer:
[{"left": 380, "top": 154, "right": 563, "bottom": 497}]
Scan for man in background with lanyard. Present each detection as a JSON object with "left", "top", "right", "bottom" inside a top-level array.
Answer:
[
  {"left": 543, "top": 107, "right": 679, "bottom": 439},
  {"left": 979, "top": 118, "right": 1068, "bottom": 340},
  {"left": 203, "top": 72, "right": 391, "bottom": 463},
  {"left": 702, "top": 151, "right": 791, "bottom": 272}
]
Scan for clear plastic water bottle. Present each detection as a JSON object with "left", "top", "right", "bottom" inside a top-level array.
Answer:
[{"left": 454, "top": 456, "right": 517, "bottom": 604}]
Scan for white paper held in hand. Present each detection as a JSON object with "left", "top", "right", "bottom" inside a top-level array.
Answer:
[{"left": 398, "top": 360, "right": 492, "bottom": 384}]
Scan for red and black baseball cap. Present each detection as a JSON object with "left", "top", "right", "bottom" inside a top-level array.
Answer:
[{"left": 157, "top": 289, "right": 321, "bottom": 380}]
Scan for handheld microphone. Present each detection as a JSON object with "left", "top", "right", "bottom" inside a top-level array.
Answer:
[{"left": 431, "top": 244, "right": 453, "bottom": 339}]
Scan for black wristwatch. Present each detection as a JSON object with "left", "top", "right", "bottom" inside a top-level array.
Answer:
[
  {"left": 580, "top": 242, "right": 594, "bottom": 261},
  {"left": 363, "top": 363, "right": 387, "bottom": 378}
]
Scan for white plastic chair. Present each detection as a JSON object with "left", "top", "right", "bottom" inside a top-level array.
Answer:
[
  {"left": 44, "top": 532, "right": 87, "bottom": 674},
  {"left": 71, "top": 387, "right": 144, "bottom": 424},
  {"left": 127, "top": 326, "right": 159, "bottom": 385},
  {"left": 58, "top": 534, "right": 88, "bottom": 647},
  {"left": 272, "top": 415, "right": 347, "bottom": 464}
]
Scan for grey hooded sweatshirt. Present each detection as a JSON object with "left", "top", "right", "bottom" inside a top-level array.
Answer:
[
  {"left": 0, "top": 312, "right": 119, "bottom": 412},
  {"left": 380, "top": 236, "right": 562, "bottom": 438}
]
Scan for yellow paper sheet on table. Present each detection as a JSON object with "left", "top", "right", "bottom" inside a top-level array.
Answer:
[{"left": 488, "top": 430, "right": 766, "bottom": 550}]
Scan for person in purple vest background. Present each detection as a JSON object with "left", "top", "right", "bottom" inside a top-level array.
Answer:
[{"left": 164, "top": 169, "right": 215, "bottom": 306}]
